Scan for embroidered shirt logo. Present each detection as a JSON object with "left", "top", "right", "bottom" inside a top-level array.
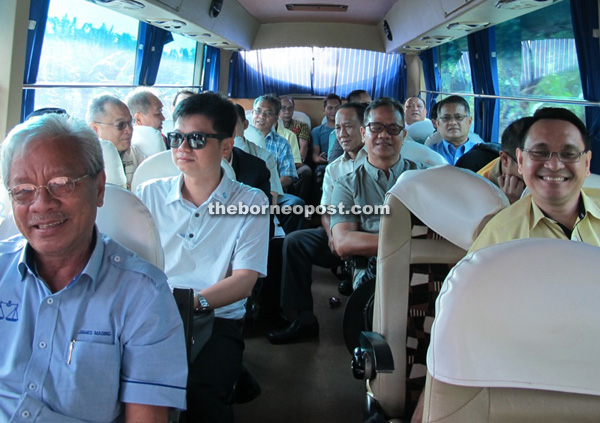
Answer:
[{"left": 0, "top": 300, "right": 19, "bottom": 322}]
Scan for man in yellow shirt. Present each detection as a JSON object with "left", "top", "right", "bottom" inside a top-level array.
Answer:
[{"left": 470, "top": 107, "right": 600, "bottom": 253}]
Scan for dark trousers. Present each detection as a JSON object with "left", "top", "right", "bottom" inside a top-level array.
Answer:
[
  {"left": 280, "top": 227, "right": 341, "bottom": 312},
  {"left": 186, "top": 318, "right": 244, "bottom": 423}
]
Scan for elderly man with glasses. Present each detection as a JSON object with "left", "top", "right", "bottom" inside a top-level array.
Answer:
[
  {"left": 87, "top": 93, "right": 146, "bottom": 189},
  {"left": 429, "top": 95, "right": 479, "bottom": 164},
  {"left": 470, "top": 107, "right": 600, "bottom": 252},
  {"left": 0, "top": 114, "right": 188, "bottom": 422}
]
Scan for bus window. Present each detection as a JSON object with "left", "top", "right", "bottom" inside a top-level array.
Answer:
[
  {"left": 439, "top": 37, "right": 474, "bottom": 114},
  {"left": 34, "top": 0, "right": 139, "bottom": 120},
  {"left": 496, "top": 0, "right": 584, "bottom": 136}
]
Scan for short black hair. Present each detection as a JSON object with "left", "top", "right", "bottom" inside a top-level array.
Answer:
[
  {"left": 364, "top": 97, "right": 404, "bottom": 126},
  {"left": 233, "top": 103, "right": 247, "bottom": 123},
  {"left": 520, "top": 107, "right": 590, "bottom": 150},
  {"left": 437, "top": 95, "right": 470, "bottom": 116},
  {"left": 323, "top": 93, "right": 342, "bottom": 108},
  {"left": 347, "top": 90, "right": 369, "bottom": 104},
  {"left": 172, "top": 89, "right": 197, "bottom": 107},
  {"left": 429, "top": 101, "right": 441, "bottom": 120},
  {"left": 173, "top": 92, "right": 237, "bottom": 137},
  {"left": 501, "top": 116, "right": 534, "bottom": 156},
  {"left": 338, "top": 102, "right": 367, "bottom": 126}
]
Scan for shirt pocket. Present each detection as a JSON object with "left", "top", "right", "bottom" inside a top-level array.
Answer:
[{"left": 57, "top": 340, "right": 122, "bottom": 421}]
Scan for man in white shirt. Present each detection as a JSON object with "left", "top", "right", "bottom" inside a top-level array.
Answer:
[
  {"left": 136, "top": 92, "right": 269, "bottom": 423},
  {"left": 87, "top": 94, "right": 146, "bottom": 189},
  {"left": 126, "top": 88, "right": 168, "bottom": 155}
]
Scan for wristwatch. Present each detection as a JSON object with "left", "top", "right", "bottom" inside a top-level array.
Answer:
[{"left": 195, "top": 294, "right": 210, "bottom": 312}]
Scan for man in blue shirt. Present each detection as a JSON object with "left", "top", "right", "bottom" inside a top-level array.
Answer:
[
  {"left": 429, "top": 95, "right": 479, "bottom": 164},
  {"left": 0, "top": 114, "right": 187, "bottom": 422}
]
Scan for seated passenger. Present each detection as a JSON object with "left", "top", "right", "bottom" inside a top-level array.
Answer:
[
  {"left": 428, "top": 95, "right": 480, "bottom": 164},
  {"left": 279, "top": 96, "right": 313, "bottom": 202},
  {"left": 252, "top": 94, "right": 305, "bottom": 234},
  {"left": 268, "top": 102, "right": 368, "bottom": 345},
  {"left": 328, "top": 89, "right": 372, "bottom": 162},
  {"left": 136, "top": 92, "right": 269, "bottom": 423},
  {"left": 87, "top": 94, "right": 146, "bottom": 189},
  {"left": 311, "top": 93, "right": 342, "bottom": 167},
  {"left": 126, "top": 88, "right": 167, "bottom": 153},
  {"left": 0, "top": 114, "right": 187, "bottom": 421},
  {"left": 403, "top": 96, "right": 429, "bottom": 128},
  {"left": 477, "top": 116, "right": 534, "bottom": 203},
  {"left": 233, "top": 103, "right": 282, "bottom": 206},
  {"left": 172, "top": 89, "right": 196, "bottom": 112},
  {"left": 470, "top": 107, "right": 600, "bottom": 252},
  {"left": 331, "top": 98, "right": 428, "bottom": 287}
]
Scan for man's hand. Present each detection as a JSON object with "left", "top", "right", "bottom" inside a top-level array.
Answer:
[{"left": 498, "top": 174, "right": 525, "bottom": 204}]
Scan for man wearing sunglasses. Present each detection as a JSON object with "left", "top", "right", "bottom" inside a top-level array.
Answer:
[
  {"left": 330, "top": 98, "right": 429, "bottom": 287},
  {"left": 478, "top": 116, "right": 533, "bottom": 204},
  {"left": 470, "top": 107, "right": 600, "bottom": 252},
  {"left": 0, "top": 114, "right": 187, "bottom": 422},
  {"left": 136, "top": 92, "right": 269, "bottom": 423},
  {"left": 429, "top": 95, "right": 480, "bottom": 164},
  {"left": 87, "top": 94, "right": 146, "bottom": 189}
]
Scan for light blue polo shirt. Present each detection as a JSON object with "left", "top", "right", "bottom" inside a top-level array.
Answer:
[
  {"left": 136, "top": 173, "right": 269, "bottom": 320},
  {"left": 0, "top": 229, "right": 187, "bottom": 422},
  {"left": 429, "top": 138, "right": 478, "bottom": 165}
]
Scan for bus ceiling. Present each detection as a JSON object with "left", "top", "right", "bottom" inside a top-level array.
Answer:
[{"left": 87, "top": 0, "right": 561, "bottom": 53}]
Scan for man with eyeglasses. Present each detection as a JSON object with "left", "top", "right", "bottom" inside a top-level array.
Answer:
[
  {"left": 470, "top": 107, "right": 600, "bottom": 253},
  {"left": 252, "top": 94, "right": 305, "bottom": 234},
  {"left": 477, "top": 117, "right": 533, "bottom": 204},
  {"left": 330, "top": 98, "right": 428, "bottom": 287},
  {"left": 429, "top": 95, "right": 480, "bottom": 164},
  {"left": 87, "top": 93, "right": 146, "bottom": 189},
  {"left": 0, "top": 114, "right": 188, "bottom": 422},
  {"left": 268, "top": 102, "right": 368, "bottom": 344},
  {"left": 136, "top": 92, "right": 269, "bottom": 423}
]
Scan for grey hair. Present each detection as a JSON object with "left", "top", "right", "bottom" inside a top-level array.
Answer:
[
  {"left": 2, "top": 114, "right": 104, "bottom": 189},
  {"left": 125, "top": 88, "right": 158, "bottom": 115},
  {"left": 86, "top": 93, "right": 126, "bottom": 123},
  {"left": 253, "top": 94, "right": 281, "bottom": 115}
]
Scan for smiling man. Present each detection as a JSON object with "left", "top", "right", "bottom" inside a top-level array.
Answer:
[
  {"left": 470, "top": 107, "right": 600, "bottom": 252},
  {"left": 330, "top": 98, "right": 428, "bottom": 286},
  {"left": 0, "top": 114, "right": 187, "bottom": 422},
  {"left": 404, "top": 96, "right": 428, "bottom": 127},
  {"left": 136, "top": 92, "right": 269, "bottom": 423}
]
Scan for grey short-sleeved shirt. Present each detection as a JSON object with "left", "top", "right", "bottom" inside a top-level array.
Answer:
[{"left": 330, "top": 157, "right": 428, "bottom": 232}]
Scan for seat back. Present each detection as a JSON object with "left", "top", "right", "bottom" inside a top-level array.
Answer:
[
  {"left": 292, "top": 110, "right": 311, "bottom": 130},
  {"left": 131, "top": 125, "right": 167, "bottom": 158},
  {"left": 424, "top": 238, "right": 600, "bottom": 422},
  {"left": 244, "top": 124, "right": 266, "bottom": 149},
  {"left": 368, "top": 165, "right": 509, "bottom": 419},
  {"left": 130, "top": 150, "right": 180, "bottom": 192},
  {"left": 97, "top": 184, "right": 165, "bottom": 269},
  {"left": 401, "top": 140, "right": 448, "bottom": 166},
  {"left": 406, "top": 119, "right": 435, "bottom": 144}
]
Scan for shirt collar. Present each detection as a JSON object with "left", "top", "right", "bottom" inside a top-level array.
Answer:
[
  {"left": 167, "top": 172, "right": 233, "bottom": 207},
  {"left": 341, "top": 147, "right": 367, "bottom": 162},
  {"left": 17, "top": 226, "right": 104, "bottom": 292},
  {"left": 529, "top": 190, "right": 598, "bottom": 229},
  {"left": 364, "top": 156, "right": 404, "bottom": 182}
]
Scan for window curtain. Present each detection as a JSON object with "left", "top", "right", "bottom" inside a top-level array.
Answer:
[
  {"left": 22, "top": 0, "right": 51, "bottom": 121},
  {"left": 135, "top": 22, "right": 173, "bottom": 86},
  {"left": 570, "top": 0, "right": 600, "bottom": 173},
  {"left": 202, "top": 45, "right": 220, "bottom": 92},
  {"left": 467, "top": 27, "right": 500, "bottom": 143},
  {"left": 419, "top": 47, "right": 441, "bottom": 115},
  {"left": 228, "top": 47, "right": 405, "bottom": 100}
]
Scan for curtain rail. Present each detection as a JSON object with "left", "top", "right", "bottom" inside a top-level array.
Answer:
[
  {"left": 22, "top": 84, "right": 203, "bottom": 89},
  {"left": 421, "top": 90, "right": 600, "bottom": 107}
]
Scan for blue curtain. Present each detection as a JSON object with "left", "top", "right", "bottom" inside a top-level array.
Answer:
[
  {"left": 419, "top": 47, "right": 441, "bottom": 115},
  {"left": 467, "top": 27, "right": 500, "bottom": 143},
  {"left": 202, "top": 45, "right": 220, "bottom": 92},
  {"left": 134, "top": 22, "right": 174, "bottom": 86},
  {"left": 22, "top": 0, "right": 51, "bottom": 121},
  {"left": 571, "top": 0, "right": 600, "bottom": 173},
  {"left": 228, "top": 47, "right": 405, "bottom": 100}
]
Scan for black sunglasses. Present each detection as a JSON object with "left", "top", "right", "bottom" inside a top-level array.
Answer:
[{"left": 166, "top": 131, "right": 229, "bottom": 149}]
